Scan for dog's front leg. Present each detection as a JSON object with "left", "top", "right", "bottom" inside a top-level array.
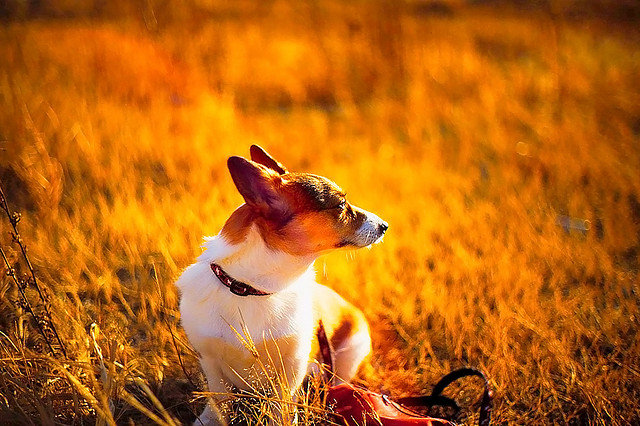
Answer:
[
  {"left": 195, "top": 401, "right": 226, "bottom": 426},
  {"left": 195, "top": 359, "right": 230, "bottom": 426}
]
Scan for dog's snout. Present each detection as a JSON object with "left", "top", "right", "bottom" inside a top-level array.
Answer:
[
  {"left": 351, "top": 207, "right": 388, "bottom": 246},
  {"left": 378, "top": 221, "right": 388, "bottom": 234}
]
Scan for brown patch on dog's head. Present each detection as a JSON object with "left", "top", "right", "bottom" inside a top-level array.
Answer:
[{"left": 222, "top": 146, "right": 372, "bottom": 256}]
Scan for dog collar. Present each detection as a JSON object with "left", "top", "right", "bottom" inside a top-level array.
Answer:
[{"left": 210, "top": 263, "right": 272, "bottom": 297}]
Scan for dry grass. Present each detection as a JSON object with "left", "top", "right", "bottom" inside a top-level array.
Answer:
[{"left": 0, "top": 0, "right": 639, "bottom": 424}]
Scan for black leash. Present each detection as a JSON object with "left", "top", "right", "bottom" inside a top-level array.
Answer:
[{"left": 396, "top": 367, "right": 493, "bottom": 426}]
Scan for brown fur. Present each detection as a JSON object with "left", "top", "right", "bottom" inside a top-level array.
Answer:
[{"left": 221, "top": 171, "right": 367, "bottom": 256}]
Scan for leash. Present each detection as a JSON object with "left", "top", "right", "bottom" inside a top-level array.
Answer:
[
  {"left": 210, "top": 263, "right": 272, "bottom": 297},
  {"left": 316, "top": 322, "right": 493, "bottom": 425},
  {"left": 316, "top": 320, "right": 335, "bottom": 382},
  {"left": 395, "top": 368, "right": 493, "bottom": 426}
]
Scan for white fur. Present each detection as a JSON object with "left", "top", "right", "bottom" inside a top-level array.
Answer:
[
  {"left": 332, "top": 325, "right": 372, "bottom": 383},
  {"left": 178, "top": 225, "right": 317, "bottom": 425}
]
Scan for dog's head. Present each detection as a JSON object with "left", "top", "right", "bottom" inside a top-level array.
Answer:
[{"left": 221, "top": 145, "right": 387, "bottom": 256}]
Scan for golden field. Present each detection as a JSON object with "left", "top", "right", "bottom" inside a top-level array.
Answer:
[{"left": 0, "top": 1, "right": 639, "bottom": 424}]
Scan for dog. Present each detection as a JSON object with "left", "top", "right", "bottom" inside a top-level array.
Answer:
[{"left": 176, "top": 145, "right": 388, "bottom": 425}]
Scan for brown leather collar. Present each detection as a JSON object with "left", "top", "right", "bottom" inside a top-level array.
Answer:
[{"left": 210, "top": 263, "right": 271, "bottom": 297}]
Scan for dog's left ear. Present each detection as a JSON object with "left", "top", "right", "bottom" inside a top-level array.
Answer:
[
  {"left": 250, "top": 145, "right": 288, "bottom": 175},
  {"left": 227, "top": 156, "right": 289, "bottom": 220}
]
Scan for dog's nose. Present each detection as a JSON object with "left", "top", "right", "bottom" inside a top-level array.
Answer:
[{"left": 378, "top": 221, "right": 389, "bottom": 234}]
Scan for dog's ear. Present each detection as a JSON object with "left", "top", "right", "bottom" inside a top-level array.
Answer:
[
  {"left": 227, "top": 156, "right": 289, "bottom": 218},
  {"left": 249, "top": 145, "right": 288, "bottom": 175}
]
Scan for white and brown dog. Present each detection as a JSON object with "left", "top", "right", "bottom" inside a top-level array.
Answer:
[{"left": 176, "top": 146, "right": 387, "bottom": 425}]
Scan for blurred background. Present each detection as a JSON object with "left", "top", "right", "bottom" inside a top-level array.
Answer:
[{"left": 0, "top": 0, "right": 639, "bottom": 424}]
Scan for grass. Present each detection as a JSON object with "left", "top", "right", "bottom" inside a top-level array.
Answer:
[{"left": 0, "top": 0, "right": 639, "bottom": 424}]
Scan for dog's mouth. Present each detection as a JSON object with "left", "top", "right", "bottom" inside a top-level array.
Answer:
[
  {"left": 336, "top": 233, "right": 385, "bottom": 249},
  {"left": 336, "top": 240, "right": 351, "bottom": 248}
]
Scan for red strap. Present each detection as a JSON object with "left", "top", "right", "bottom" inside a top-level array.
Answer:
[{"left": 316, "top": 320, "right": 334, "bottom": 383}]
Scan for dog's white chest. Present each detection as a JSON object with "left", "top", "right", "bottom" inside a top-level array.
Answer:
[
  {"left": 196, "top": 334, "right": 311, "bottom": 391},
  {"left": 176, "top": 239, "right": 317, "bottom": 392}
]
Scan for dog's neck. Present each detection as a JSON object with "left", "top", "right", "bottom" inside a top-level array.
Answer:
[{"left": 198, "top": 225, "right": 316, "bottom": 294}]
